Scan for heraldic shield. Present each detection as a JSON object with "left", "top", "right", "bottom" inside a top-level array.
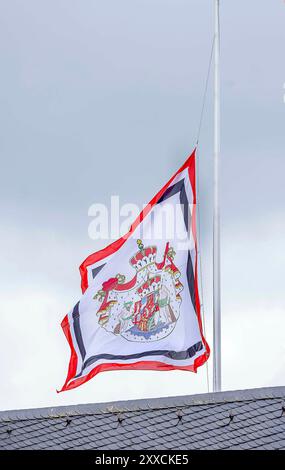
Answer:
[{"left": 94, "top": 240, "right": 184, "bottom": 342}]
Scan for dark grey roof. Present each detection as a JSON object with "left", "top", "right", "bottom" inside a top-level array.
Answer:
[{"left": 0, "top": 386, "right": 285, "bottom": 450}]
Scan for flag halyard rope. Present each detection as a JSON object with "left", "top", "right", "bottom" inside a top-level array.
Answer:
[
  {"left": 195, "top": 36, "right": 215, "bottom": 393},
  {"left": 196, "top": 36, "right": 215, "bottom": 146}
]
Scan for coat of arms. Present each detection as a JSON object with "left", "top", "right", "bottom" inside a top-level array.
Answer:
[{"left": 94, "top": 240, "right": 183, "bottom": 342}]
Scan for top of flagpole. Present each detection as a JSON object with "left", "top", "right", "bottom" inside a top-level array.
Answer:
[{"left": 213, "top": 0, "right": 221, "bottom": 393}]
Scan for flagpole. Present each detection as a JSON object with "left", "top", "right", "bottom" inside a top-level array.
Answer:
[{"left": 213, "top": 0, "right": 221, "bottom": 392}]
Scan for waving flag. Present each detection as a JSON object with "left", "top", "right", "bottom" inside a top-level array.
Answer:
[{"left": 60, "top": 149, "right": 210, "bottom": 391}]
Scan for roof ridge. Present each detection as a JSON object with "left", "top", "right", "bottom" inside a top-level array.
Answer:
[{"left": 1, "top": 386, "right": 284, "bottom": 423}]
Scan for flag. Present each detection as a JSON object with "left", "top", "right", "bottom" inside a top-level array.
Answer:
[{"left": 59, "top": 149, "right": 210, "bottom": 391}]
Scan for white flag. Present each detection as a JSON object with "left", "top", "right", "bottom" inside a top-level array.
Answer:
[{"left": 60, "top": 150, "right": 210, "bottom": 391}]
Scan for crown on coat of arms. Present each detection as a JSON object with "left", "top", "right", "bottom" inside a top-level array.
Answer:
[
  {"left": 137, "top": 275, "right": 161, "bottom": 298},
  {"left": 130, "top": 239, "right": 157, "bottom": 270}
]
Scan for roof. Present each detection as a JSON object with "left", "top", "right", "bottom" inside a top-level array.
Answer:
[{"left": 0, "top": 386, "right": 285, "bottom": 450}]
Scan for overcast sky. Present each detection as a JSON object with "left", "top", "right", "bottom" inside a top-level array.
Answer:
[{"left": 0, "top": 0, "right": 284, "bottom": 411}]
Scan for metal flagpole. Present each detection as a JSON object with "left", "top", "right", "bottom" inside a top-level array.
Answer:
[{"left": 213, "top": 0, "right": 221, "bottom": 392}]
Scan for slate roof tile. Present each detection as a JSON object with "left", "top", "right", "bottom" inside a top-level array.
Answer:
[{"left": 0, "top": 386, "right": 285, "bottom": 450}]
